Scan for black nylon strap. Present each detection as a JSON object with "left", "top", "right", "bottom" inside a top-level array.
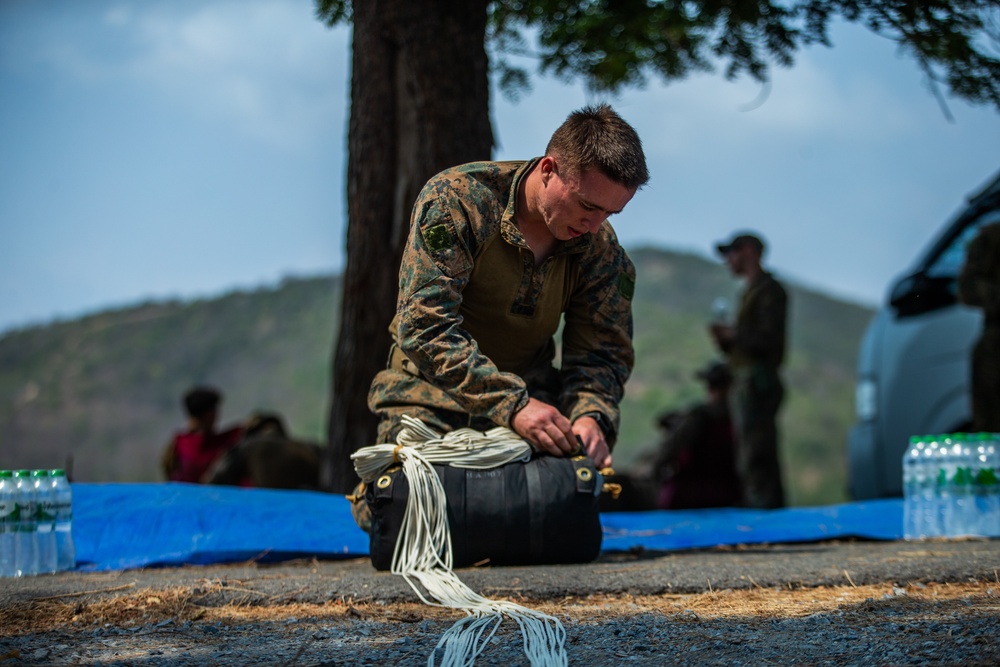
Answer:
[{"left": 525, "top": 460, "right": 544, "bottom": 561}]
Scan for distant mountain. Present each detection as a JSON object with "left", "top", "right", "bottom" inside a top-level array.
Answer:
[{"left": 0, "top": 247, "right": 874, "bottom": 505}]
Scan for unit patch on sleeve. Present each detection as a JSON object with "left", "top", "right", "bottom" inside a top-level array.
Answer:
[
  {"left": 424, "top": 224, "right": 453, "bottom": 252},
  {"left": 618, "top": 273, "right": 635, "bottom": 301}
]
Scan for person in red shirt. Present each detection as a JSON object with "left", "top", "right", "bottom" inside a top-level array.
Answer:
[{"left": 161, "top": 386, "right": 244, "bottom": 483}]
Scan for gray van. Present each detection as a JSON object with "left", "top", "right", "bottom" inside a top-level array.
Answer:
[{"left": 847, "top": 169, "right": 1000, "bottom": 500}]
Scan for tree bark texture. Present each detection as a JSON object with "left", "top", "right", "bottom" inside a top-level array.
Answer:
[{"left": 325, "top": 0, "right": 493, "bottom": 493}]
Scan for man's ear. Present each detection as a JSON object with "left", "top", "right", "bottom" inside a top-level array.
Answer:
[{"left": 538, "top": 156, "right": 557, "bottom": 183}]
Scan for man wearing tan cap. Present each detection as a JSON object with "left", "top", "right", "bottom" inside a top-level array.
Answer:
[{"left": 709, "top": 232, "right": 788, "bottom": 509}]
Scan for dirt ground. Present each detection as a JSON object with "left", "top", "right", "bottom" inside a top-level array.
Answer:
[{"left": 3, "top": 539, "right": 1000, "bottom": 666}]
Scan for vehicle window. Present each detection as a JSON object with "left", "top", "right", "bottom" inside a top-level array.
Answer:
[{"left": 926, "top": 209, "right": 1000, "bottom": 278}]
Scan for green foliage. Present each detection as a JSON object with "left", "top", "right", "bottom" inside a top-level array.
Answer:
[
  {"left": 492, "top": 0, "right": 1000, "bottom": 109},
  {"left": 316, "top": 1, "right": 1000, "bottom": 111},
  {"left": 0, "top": 249, "right": 871, "bottom": 505},
  {"left": 315, "top": 0, "right": 350, "bottom": 25},
  {"left": 492, "top": 0, "right": 795, "bottom": 89}
]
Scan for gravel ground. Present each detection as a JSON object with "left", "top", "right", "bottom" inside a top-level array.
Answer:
[{"left": 3, "top": 540, "right": 1000, "bottom": 666}]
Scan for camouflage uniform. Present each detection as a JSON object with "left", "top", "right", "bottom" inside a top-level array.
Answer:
[
  {"left": 368, "top": 159, "right": 636, "bottom": 447},
  {"left": 719, "top": 272, "right": 788, "bottom": 509},
  {"left": 958, "top": 222, "right": 1000, "bottom": 432}
]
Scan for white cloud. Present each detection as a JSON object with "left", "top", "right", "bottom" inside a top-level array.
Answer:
[{"left": 40, "top": 1, "right": 350, "bottom": 152}]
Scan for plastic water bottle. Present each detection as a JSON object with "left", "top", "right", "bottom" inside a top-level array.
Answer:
[
  {"left": 969, "top": 433, "right": 986, "bottom": 536},
  {"left": 710, "top": 297, "right": 730, "bottom": 324},
  {"left": 935, "top": 434, "right": 952, "bottom": 536},
  {"left": 13, "top": 470, "right": 38, "bottom": 577},
  {"left": 944, "top": 433, "right": 968, "bottom": 537},
  {"left": 973, "top": 433, "right": 1000, "bottom": 538},
  {"left": 0, "top": 471, "right": 15, "bottom": 577},
  {"left": 902, "top": 435, "right": 924, "bottom": 540},
  {"left": 947, "top": 434, "right": 976, "bottom": 537},
  {"left": 924, "top": 434, "right": 945, "bottom": 537},
  {"left": 50, "top": 469, "right": 75, "bottom": 572},
  {"left": 33, "top": 470, "right": 57, "bottom": 574}
]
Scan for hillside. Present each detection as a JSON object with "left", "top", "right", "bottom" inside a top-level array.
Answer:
[
  {"left": 0, "top": 277, "right": 340, "bottom": 484},
  {"left": 0, "top": 247, "right": 874, "bottom": 505},
  {"left": 620, "top": 247, "right": 875, "bottom": 505}
]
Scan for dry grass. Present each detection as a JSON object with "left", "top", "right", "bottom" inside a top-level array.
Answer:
[
  {"left": 4, "top": 579, "right": 998, "bottom": 637},
  {"left": 552, "top": 581, "right": 1000, "bottom": 622}
]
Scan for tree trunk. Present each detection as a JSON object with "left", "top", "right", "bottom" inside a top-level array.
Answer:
[{"left": 325, "top": 0, "right": 493, "bottom": 493}]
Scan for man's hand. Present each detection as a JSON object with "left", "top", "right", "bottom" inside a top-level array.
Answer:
[
  {"left": 573, "top": 416, "right": 612, "bottom": 469},
  {"left": 511, "top": 398, "right": 576, "bottom": 457},
  {"left": 709, "top": 323, "right": 735, "bottom": 348}
]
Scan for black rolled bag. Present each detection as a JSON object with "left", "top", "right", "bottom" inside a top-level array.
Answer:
[{"left": 365, "top": 454, "right": 603, "bottom": 571}]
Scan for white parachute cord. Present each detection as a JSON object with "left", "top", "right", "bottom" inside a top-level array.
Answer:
[{"left": 350, "top": 417, "right": 568, "bottom": 667}]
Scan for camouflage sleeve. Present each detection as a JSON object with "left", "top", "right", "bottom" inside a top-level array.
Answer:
[
  {"left": 395, "top": 176, "right": 529, "bottom": 426},
  {"left": 958, "top": 224, "right": 1000, "bottom": 316},
  {"left": 559, "top": 226, "right": 636, "bottom": 446},
  {"left": 734, "top": 279, "right": 787, "bottom": 362}
]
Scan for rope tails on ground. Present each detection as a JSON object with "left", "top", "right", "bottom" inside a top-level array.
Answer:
[{"left": 350, "top": 416, "right": 569, "bottom": 667}]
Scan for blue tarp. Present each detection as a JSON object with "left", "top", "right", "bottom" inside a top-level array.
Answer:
[{"left": 73, "top": 482, "right": 903, "bottom": 572}]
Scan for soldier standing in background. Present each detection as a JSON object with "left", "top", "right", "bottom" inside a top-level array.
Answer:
[
  {"left": 958, "top": 222, "right": 1000, "bottom": 431},
  {"left": 709, "top": 232, "right": 788, "bottom": 509}
]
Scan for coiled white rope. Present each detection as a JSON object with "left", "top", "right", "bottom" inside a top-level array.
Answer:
[{"left": 351, "top": 415, "right": 568, "bottom": 667}]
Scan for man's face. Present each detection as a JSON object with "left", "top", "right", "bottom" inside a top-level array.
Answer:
[
  {"left": 537, "top": 158, "right": 636, "bottom": 241},
  {"left": 723, "top": 244, "right": 756, "bottom": 276}
]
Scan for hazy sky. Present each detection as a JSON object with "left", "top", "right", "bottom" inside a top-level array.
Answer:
[{"left": 2, "top": 0, "right": 998, "bottom": 335}]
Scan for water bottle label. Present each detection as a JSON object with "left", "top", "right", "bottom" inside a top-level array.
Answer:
[
  {"left": 14, "top": 502, "right": 35, "bottom": 528},
  {"left": 36, "top": 501, "right": 56, "bottom": 522},
  {"left": 54, "top": 500, "right": 72, "bottom": 519},
  {"left": 0, "top": 500, "right": 13, "bottom": 519},
  {"left": 975, "top": 468, "right": 999, "bottom": 486}
]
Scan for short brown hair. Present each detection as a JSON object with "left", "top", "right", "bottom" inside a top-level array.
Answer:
[
  {"left": 183, "top": 386, "right": 221, "bottom": 419},
  {"left": 545, "top": 104, "right": 649, "bottom": 190}
]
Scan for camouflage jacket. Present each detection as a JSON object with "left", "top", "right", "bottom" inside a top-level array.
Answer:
[
  {"left": 722, "top": 271, "right": 787, "bottom": 371},
  {"left": 384, "top": 159, "right": 636, "bottom": 439},
  {"left": 958, "top": 222, "right": 1000, "bottom": 325}
]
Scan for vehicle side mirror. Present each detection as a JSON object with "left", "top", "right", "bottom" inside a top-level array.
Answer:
[{"left": 889, "top": 271, "right": 957, "bottom": 317}]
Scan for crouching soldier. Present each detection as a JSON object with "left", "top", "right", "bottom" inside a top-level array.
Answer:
[{"left": 206, "top": 412, "right": 322, "bottom": 490}]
